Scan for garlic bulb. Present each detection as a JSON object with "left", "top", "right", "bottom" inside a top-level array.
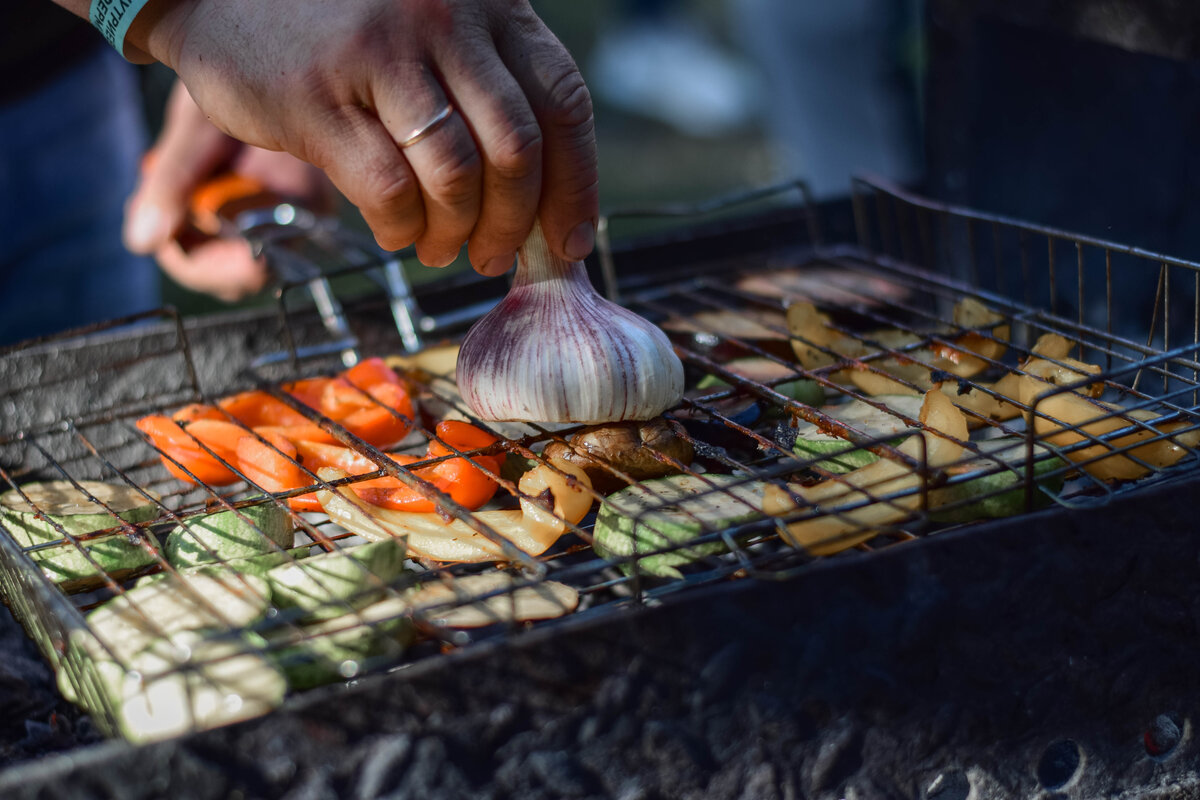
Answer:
[{"left": 457, "top": 222, "right": 684, "bottom": 423}]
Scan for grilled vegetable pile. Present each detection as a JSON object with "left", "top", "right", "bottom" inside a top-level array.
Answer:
[{"left": 8, "top": 286, "right": 1199, "bottom": 744}]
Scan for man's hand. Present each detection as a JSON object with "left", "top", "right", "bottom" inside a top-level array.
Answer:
[
  {"left": 130, "top": 0, "right": 599, "bottom": 276},
  {"left": 123, "top": 81, "right": 335, "bottom": 301}
]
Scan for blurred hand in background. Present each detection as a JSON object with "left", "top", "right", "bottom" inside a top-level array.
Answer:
[
  {"left": 123, "top": 81, "right": 335, "bottom": 302},
  {"left": 122, "top": 0, "right": 599, "bottom": 275}
]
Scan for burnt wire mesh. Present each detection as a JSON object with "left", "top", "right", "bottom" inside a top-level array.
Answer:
[{"left": 1, "top": 177, "right": 1199, "bottom": 741}]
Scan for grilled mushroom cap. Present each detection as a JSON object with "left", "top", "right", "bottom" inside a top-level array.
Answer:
[{"left": 544, "top": 418, "right": 693, "bottom": 494}]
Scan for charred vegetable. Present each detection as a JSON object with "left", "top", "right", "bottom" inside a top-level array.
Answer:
[
  {"left": 543, "top": 418, "right": 694, "bottom": 494},
  {"left": 786, "top": 298, "right": 1009, "bottom": 395},
  {"left": 1021, "top": 379, "right": 1200, "bottom": 481},
  {"left": 929, "top": 438, "right": 1066, "bottom": 523},
  {"left": 765, "top": 389, "right": 968, "bottom": 555},
  {"left": 267, "top": 538, "right": 408, "bottom": 621},
  {"left": 407, "top": 572, "right": 579, "bottom": 628}
]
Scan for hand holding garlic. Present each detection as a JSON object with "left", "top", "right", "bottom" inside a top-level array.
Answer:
[{"left": 457, "top": 222, "right": 684, "bottom": 424}]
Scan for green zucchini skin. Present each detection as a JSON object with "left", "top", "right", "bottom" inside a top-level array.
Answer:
[
  {"left": 593, "top": 474, "right": 766, "bottom": 579},
  {"left": 267, "top": 595, "right": 414, "bottom": 690},
  {"left": 135, "top": 546, "right": 312, "bottom": 587},
  {"left": 930, "top": 440, "right": 1066, "bottom": 523},
  {"left": 791, "top": 395, "right": 923, "bottom": 474},
  {"left": 267, "top": 538, "right": 409, "bottom": 620},
  {"left": 164, "top": 502, "right": 294, "bottom": 569},
  {"left": 0, "top": 480, "right": 161, "bottom": 586}
]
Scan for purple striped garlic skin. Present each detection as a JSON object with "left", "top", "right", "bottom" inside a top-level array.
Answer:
[{"left": 456, "top": 223, "right": 684, "bottom": 424}]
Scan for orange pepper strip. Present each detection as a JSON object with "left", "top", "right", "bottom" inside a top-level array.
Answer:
[
  {"left": 282, "top": 377, "right": 331, "bottom": 409},
  {"left": 340, "top": 357, "right": 405, "bottom": 389},
  {"left": 292, "top": 440, "right": 387, "bottom": 474},
  {"left": 136, "top": 416, "right": 244, "bottom": 486},
  {"left": 335, "top": 382, "right": 415, "bottom": 448},
  {"left": 253, "top": 423, "right": 339, "bottom": 446},
  {"left": 289, "top": 440, "right": 420, "bottom": 512},
  {"left": 427, "top": 419, "right": 501, "bottom": 455},
  {"left": 428, "top": 419, "right": 505, "bottom": 480},
  {"left": 238, "top": 430, "right": 328, "bottom": 512},
  {"left": 320, "top": 379, "right": 376, "bottom": 419},
  {"left": 171, "top": 403, "right": 225, "bottom": 423},
  {"left": 237, "top": 430, "right": 305, "bottom": 495},
  {"left": 220, "top": 390, "right": 312, "bottom": 428},
  {"left": 355, "top": 421, "right": 502, "bottom": 512}
]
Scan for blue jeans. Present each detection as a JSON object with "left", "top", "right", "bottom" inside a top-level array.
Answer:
[{"left": 0, "top": 46, "right": 157, "bottom": 346}]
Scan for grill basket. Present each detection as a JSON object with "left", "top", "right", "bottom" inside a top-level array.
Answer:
[{"left": 2, "top": 177, "right": 1200, "bottom": 797}]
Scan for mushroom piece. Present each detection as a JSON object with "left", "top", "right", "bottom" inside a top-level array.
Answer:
[{"left": 544, "top": 418, "right": 694, "bottom": 494}]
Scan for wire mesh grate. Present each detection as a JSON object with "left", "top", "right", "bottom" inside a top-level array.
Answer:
[{"left": 2, "top": 177, "right": 1199, "bottom": 741}]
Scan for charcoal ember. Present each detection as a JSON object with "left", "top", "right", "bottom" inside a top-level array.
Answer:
[
  {"left": 0, "top": 670, "right": 40, "bottom": 738},
  {"left": 382, "top": 737, "right": 478, "bottom": 798},
  {"left": 771, "top": 422, "right": 798, "bottom": 452},
  {"left": 0, "top": 605, "right": 98, "bottom": 767},
  {"left": 696, "top": 642, "right": 746, "bottom": 706},
  {"left": 351, "top": 734, "right": 412, "bottom": 800},
  {"left": 525, "top": 750, "right": 597, "bottom": 797},
  {"left": 806, "top": 719, "right": 864, "bottom": 794}
]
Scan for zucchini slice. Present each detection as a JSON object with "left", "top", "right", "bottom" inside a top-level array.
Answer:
[
  {"left": 268, "top": 572, "right": 579, "bottom": 690},
  {"left": 93, "top": 630, "right": 286, "bottom": 743},
  {"left": 164, "top": 502, "right": 294, "bottom": 569},
  {"left": 267, "top": 538, "right": 408, "bottom": 620},
  {"left": 930, "top": 438, "right": 1066, "bottom": 523},
  {"left": 792, "top": 395, "right": 924, "bottom": 473},
  {"left": 135, "top": 546, "right": 312, "bottom": 587},
  {"left": 268, "top": 594, "right": 415, "bottom": 690},
  {"left": 87, "top": 569, "right": 272, "bottom": 661},
  {"left": 0, "top": 480, "right": 160, "bottom": 587},
  {"left": 593, "top": 474, "right": 766, "bottom": 579}
]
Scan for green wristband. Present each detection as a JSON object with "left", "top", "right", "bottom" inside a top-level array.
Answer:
[{"left": 89, "top": 0, "right": 155, "bottom": 57}]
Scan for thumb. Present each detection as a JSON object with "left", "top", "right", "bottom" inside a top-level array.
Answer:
[
  {"left": 124, "top": 165, "right": 182, "bottom": 254},
  {"left": 124, "top": 81, "right": 239, "bottom": 253}
]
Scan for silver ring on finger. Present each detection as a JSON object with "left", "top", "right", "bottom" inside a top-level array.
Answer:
[{"left": 397, "top": 103, "right": 455, "bottom": 148}]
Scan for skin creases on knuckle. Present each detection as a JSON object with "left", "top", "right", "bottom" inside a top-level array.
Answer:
[
  {"left": 489, "top": 120, "right": 543, "bottom": 182},
  {"left": 542, "top": 69, "right": 594, "bottom": 131},
  {"left": 361, "top": 173, "right": 422, "bottom": 250},
  {"left": 367, "top": 168, "right": 420, "bottom": 211},
  {"left": 428, "top": 146, "right": 483, "bottom": 208},
  {"left": 556, "top": 174, "right": 600, "bottom": 209}
]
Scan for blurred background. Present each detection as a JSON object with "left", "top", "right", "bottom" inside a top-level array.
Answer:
[
  {"left": 36, "top": 1, "right": 1200, "bottom": 329},
  {"left": 143, "top": 0, "right": 926, "bottom": 317}
]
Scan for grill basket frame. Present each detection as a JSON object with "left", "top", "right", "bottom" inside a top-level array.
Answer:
[{"left": 2, "top": 178, "right": 1200, "bottom": 797}]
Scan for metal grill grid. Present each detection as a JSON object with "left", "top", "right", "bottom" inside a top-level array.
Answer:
[{"left": 2, "top": 177, "right": 1199, "bottom": 742}]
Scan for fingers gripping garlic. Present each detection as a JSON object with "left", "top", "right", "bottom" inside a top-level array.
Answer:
[{"left": 457, "top": 221, "right": 684, "bottom": 423}]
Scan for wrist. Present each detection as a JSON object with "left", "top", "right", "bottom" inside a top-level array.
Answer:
[{"left": 115, "top": 0, "right": 196, "bottom": 67}]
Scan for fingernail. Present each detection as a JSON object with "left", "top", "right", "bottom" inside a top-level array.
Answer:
[
  {"left": 419, "top": 251, "right": 456, "bottom": 269},
  {"left": 564, "top": 220, "right": 595, "bottom": 261},
  {"left": 125, "top": 203, "right": 165, "bottom": 252},
  {"left": 481, "top": 253, "right": 515, "bottom": 277}
]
